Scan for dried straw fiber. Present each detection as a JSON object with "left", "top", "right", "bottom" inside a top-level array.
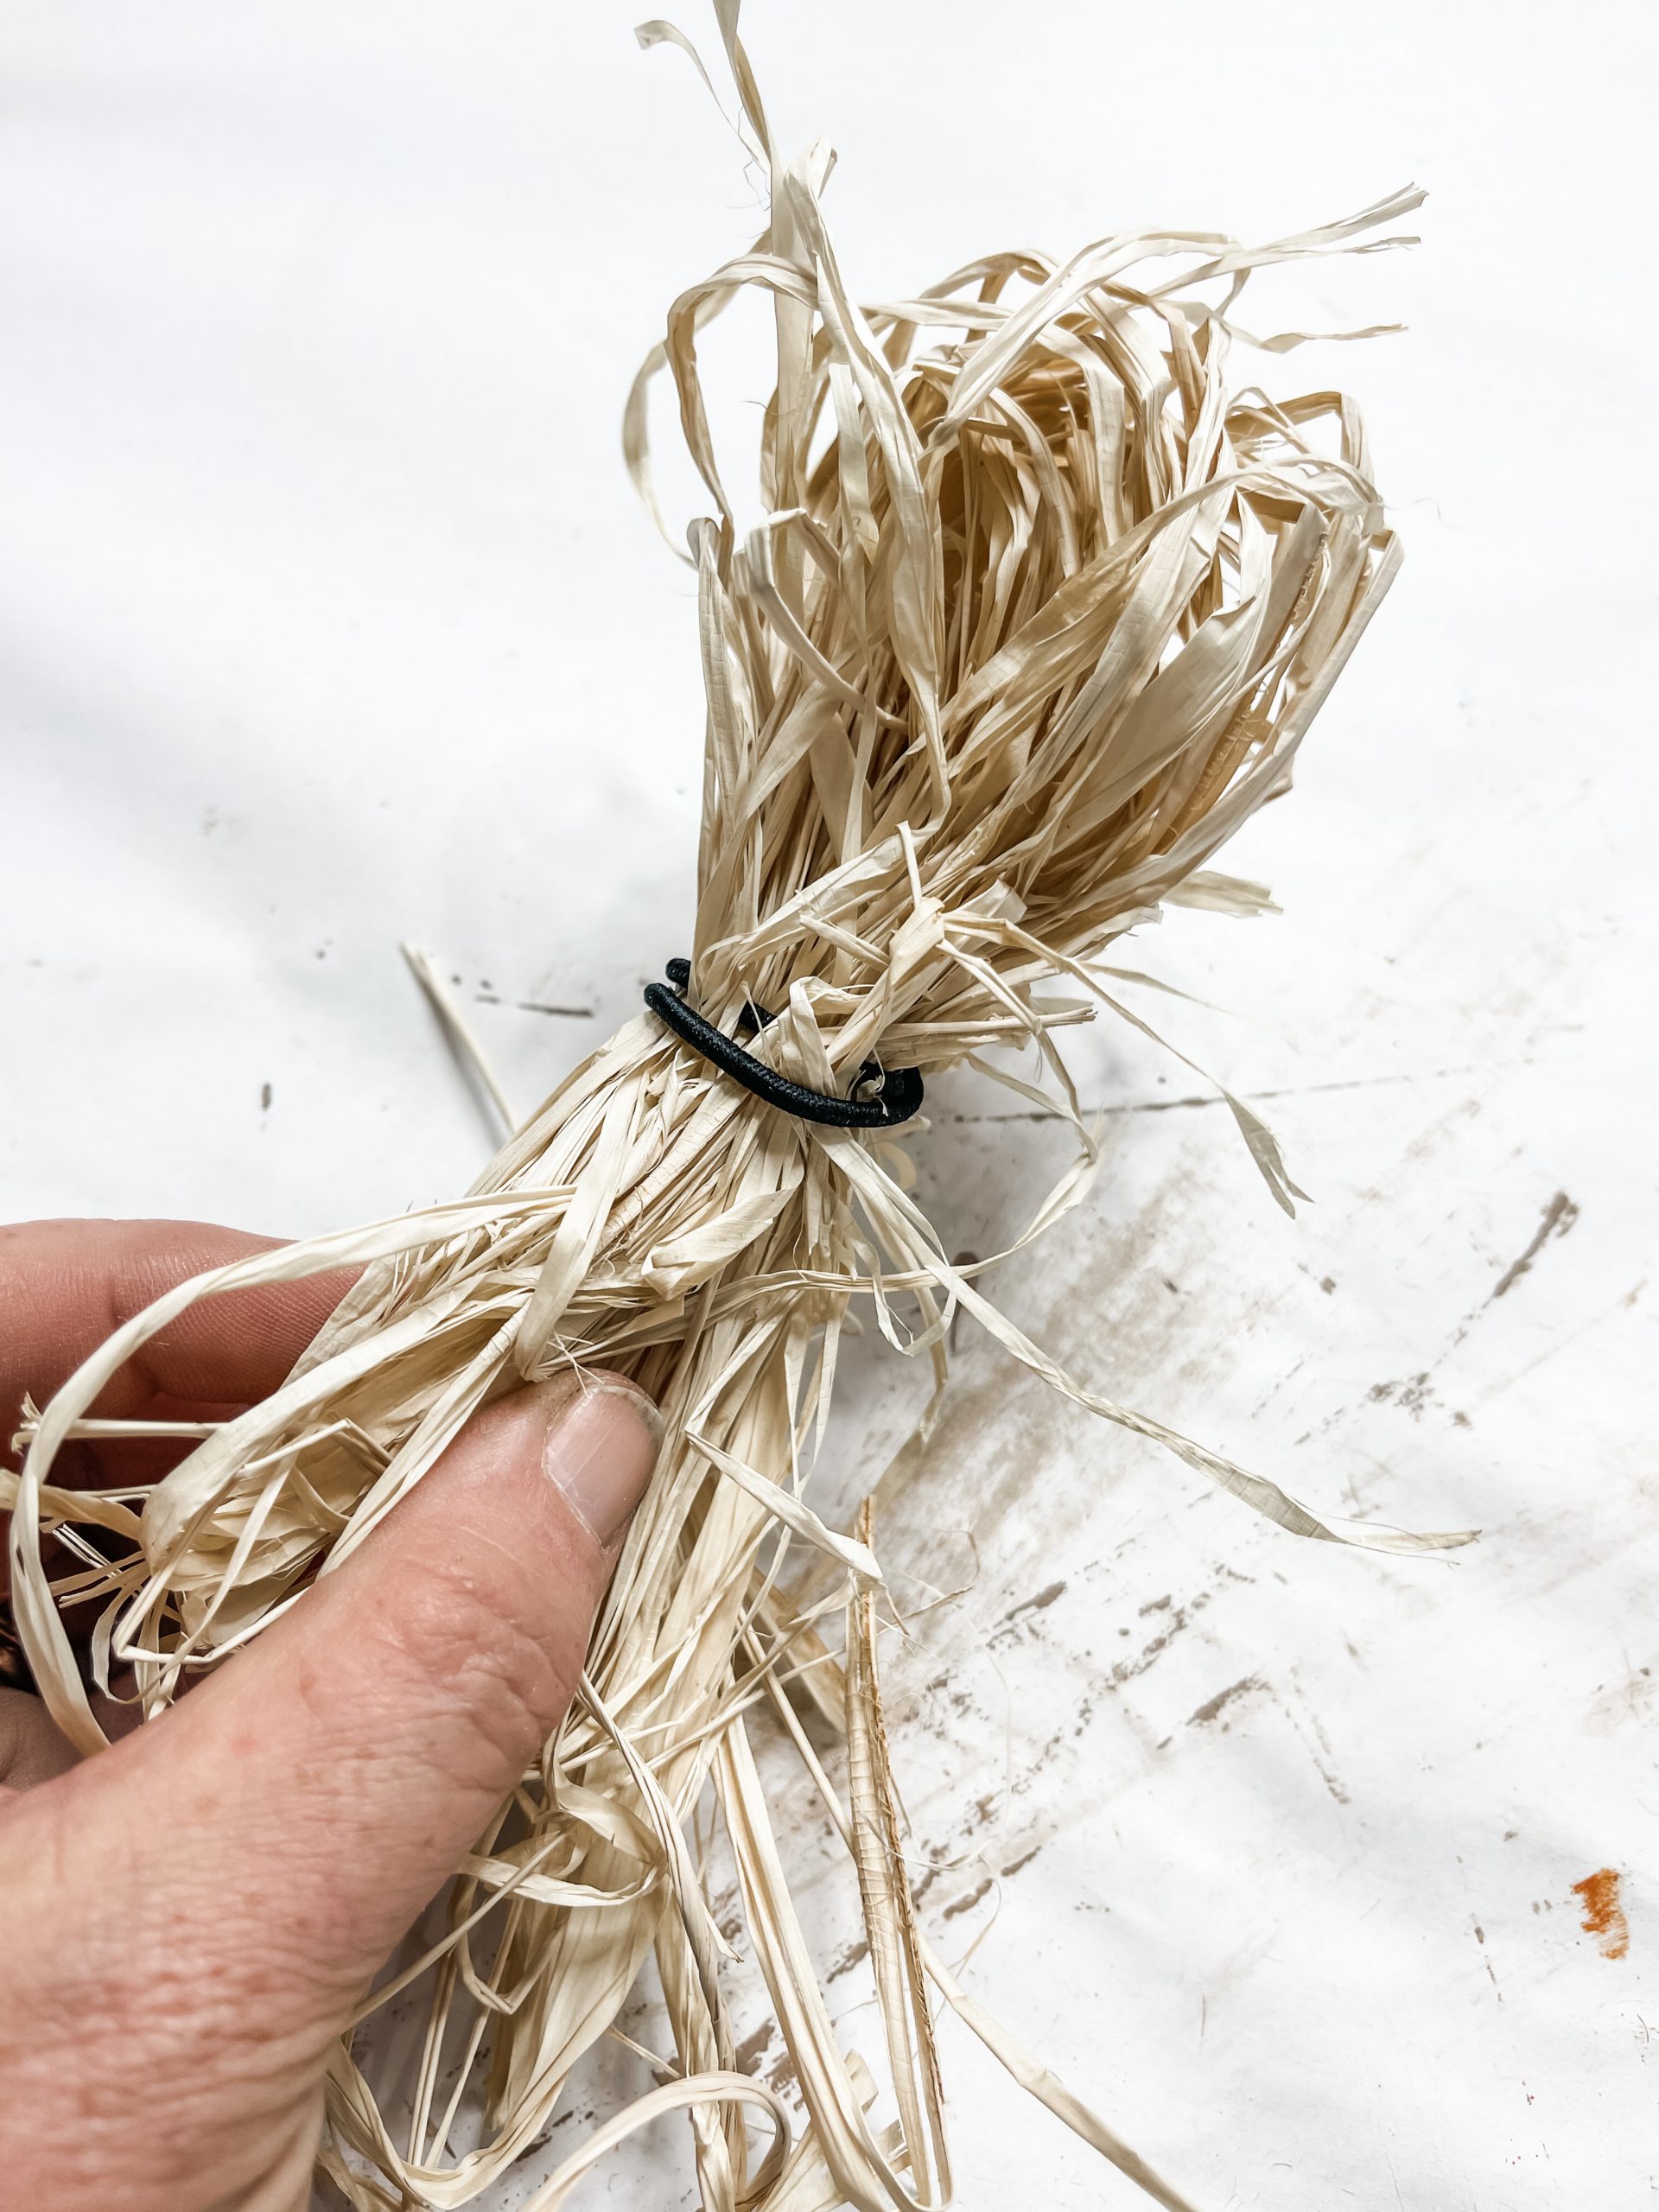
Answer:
[{"left": 8, "top": 8, "right": 1465, "bottom": 2207}]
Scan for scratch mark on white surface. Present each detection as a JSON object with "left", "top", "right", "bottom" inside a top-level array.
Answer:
[
  {"left": 942, "top": 1876, "right": 994, "bottom": 1922},
  {"left": 1486, "top": 1190, "right": 1580, "bottom": 1302},
  {"left": 988, "top": 1577, "right": 1066, "bottom": 1645},
  {"left": 1186, "top": 1675, "right": 1262, "bottom": 1728},
  {"left": 827, "top": 1939, "right": 869, "bottom": 1984},
  {"left": 1586, "top": 1660, "right": 1655, "bottom": 1736},
  {"left": 474, "top": 991, "right": 594, "bottom": 1019},
  {"left": 938, "top": 1059, "right": 1508, "bottom": 1127},
  {"left": 1477, "top": 1279, "right": 1645, "bottom": 1403},
  {"left": 1269, "top": 1685, "right": 1351, "bottom": 1805},
  {"left": 1111, "top": 1592, "right": 1213, "bottom": 1684},
  {"left": 1310, "top": 1190, "right": 1612, "bottom": 1446},
  {"left": 1472, "top": 1921, "right": 1503, "bottom": 2001}
]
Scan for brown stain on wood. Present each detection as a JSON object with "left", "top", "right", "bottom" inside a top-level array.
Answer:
[{"left": 1571, "top": 1867, "right": 1629, "bottom": 1960}]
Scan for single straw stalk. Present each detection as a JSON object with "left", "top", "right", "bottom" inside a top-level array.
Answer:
[{"left": 10, "top": 9, "right": 1468, "bottom": 2207}]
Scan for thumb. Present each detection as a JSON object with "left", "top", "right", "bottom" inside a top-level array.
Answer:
[{"left": 0, "top": 1372, "right": 658, "bottom": 2174}]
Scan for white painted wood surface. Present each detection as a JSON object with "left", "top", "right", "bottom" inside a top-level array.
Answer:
[{"left": 3, "top": 5, "right": 1652, "bottom": 2206}]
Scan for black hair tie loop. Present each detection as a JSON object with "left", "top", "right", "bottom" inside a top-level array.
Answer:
[{"left": 644, "top": 958, "right": 924, "bottom": 1128}]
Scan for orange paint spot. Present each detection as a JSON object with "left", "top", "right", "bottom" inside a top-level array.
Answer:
[{"left": 1571, "top": 1867, "right": 1629, "bottom": 1960}]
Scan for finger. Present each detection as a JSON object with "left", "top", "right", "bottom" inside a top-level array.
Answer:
[
  {"left": 0, "top": 1370, "right": 658, "bottom": 2203},
  {"left": 0, "top": 1217, "right": 353, "bottom": 1442}
]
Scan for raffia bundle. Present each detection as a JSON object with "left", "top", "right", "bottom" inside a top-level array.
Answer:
[{"left": 9, "top": 10, "right": 1466, "bottom": 2209}]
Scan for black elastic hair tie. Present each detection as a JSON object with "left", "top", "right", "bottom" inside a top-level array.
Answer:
[{"left": 644, "top": 958, "right": 924, "bottom": 1128}]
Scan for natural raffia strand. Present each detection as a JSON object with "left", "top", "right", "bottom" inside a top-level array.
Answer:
[{"left": 6, "top": 10, "right": 1471, "bottom": 2209}]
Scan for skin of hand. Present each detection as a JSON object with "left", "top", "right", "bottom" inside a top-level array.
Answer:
[{"left": 0, "top": 1218, "right": 661, "bottom": 2212}]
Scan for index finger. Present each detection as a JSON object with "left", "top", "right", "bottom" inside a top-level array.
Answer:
[{"left": 0, "top": 1217, "right": 353, "bottom": 1449}]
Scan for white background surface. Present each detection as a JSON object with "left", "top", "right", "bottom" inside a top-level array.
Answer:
[{"left": 3, "top": 4, "right": 1656, "bottom": 2207}]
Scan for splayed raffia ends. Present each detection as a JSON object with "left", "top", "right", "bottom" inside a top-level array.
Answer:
[{"left": 7, "top": 10, "right": 1468, "bottom": 2208}]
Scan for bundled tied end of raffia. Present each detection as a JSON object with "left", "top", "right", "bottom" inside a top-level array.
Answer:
[{"left": 10, "top": 10, "right": 1475, "bottom": 2210}]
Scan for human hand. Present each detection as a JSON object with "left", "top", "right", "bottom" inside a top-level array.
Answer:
[{"left": 0, "top": 1218, "right": 659, "bottom": 2212}]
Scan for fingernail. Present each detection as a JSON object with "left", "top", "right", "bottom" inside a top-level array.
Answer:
[{"left": 538, "top": 1372, "right": 662, "bottom": 1547}]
